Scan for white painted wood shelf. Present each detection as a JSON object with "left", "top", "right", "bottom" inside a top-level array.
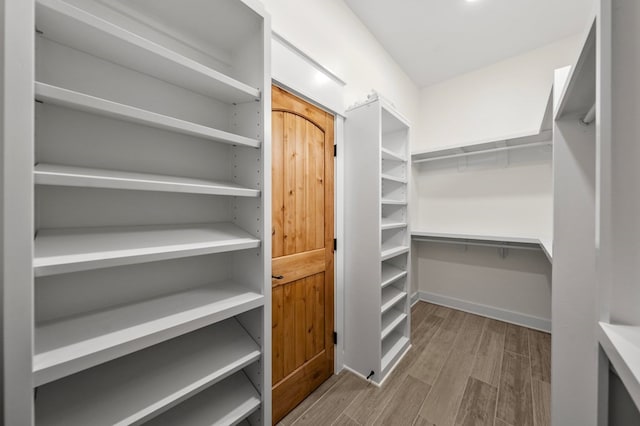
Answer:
[
  {"left": 35, "top": 83, "right": 260, "bottom": 148},
  {"left": 34, "top": 281, "right": 264, "bottom": 386},
  {"left": 381, "top": 199, "right": 407, "bottom": 206},
  {"left": 381, "top": 264, "right": 407, "bottom": 289},
  {"left": 381, "top": 174, "right": 407, "bottom": 184},
  {"left": 412, "top": 230, "right": 552, "bottom": 262},
  {"left": 381, "top": 147, "right": 405, "bottom": 162},
  {"left": 411, "top": 129, "right": 553, "bottom": 163},
  {"left": 381, "top": 218, "right": 407, "bottom": 231},
  {"left": 381, "top": 286, "right": 407, "bottom": 314},
  {"left": 381, "top": 308, "right": 407, "bottom": 340},
  {"left": 381, "top": 332, "right": 410, "bottom": 372},
  {"left": 35, "top": 163, "right": 261, "bottom": 197},
  {"left": 381, "top": 244, "right": 410, "bottom": 261},
  {"left": 598, "top": 323, "right": 640, "bottom": 411},
  {"left": 34, "top": 222, "right": 260, "bottom": 277},
  {"left": 147, "top": 371, "right": 261, "bottom": 426},
  {"left": 36, "top": 0, "right": 260, "bottom": 105},
  {"left": 35, "top": 319, "right": 261, "bottom": 426}
]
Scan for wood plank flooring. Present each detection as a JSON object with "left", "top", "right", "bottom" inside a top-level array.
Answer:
[{"left": 278, "top": 302, "right": 551, "bottom": 426}]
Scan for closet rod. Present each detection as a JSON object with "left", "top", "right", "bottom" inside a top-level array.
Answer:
[
  {"left": 413, "top": 141, "right": 551, "bottom": 164},
  {"left": 413, "top": 237, "right": 541, "bottom": 251},
  {"left": 581, "top": 103, "right": 596, "bottom": 125}
]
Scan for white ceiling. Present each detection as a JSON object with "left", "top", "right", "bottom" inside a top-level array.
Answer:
[{"left": 343, "top": 0, "right": 592, "bottom": 87}]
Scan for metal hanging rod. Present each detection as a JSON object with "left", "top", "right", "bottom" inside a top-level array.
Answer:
[
  {"left": 581, "top": 103, "right": 596, "bottom": 125},
  {"left": 413, "top": 141, "right": 551, "bottom": 164}
]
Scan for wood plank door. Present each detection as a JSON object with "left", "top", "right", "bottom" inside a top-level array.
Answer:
[{"left": 271, "top": 85, "right": 335, "bottom": 423}]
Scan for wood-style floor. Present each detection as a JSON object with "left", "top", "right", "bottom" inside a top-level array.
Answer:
[{"left": 278, "top": 302, "right": 551, "bottom": 426}]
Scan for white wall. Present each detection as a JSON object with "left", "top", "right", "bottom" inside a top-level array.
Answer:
[
  {"left": 259, "top": 0, "right": 420, "bottom": 121},
  {"left": 416, "top": 243, "right": 552, "bottom": 331},
  {"left": 416, "top": 35, "right": 582, "bottom": 152}
]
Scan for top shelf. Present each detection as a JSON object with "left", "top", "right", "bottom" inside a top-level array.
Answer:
[
  {"left": 412, "top": 129, "right": 552, "bottom": 164},
  {"left": 36, "top": 0, "right": 260, "bottom": 105}
]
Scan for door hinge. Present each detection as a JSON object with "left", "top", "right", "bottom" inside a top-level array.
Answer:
[
  {"left": 334, "top": 144, "right": 337, "bottom": 157},
  {"left": 333, "top": 238, "right": 337, "bottom": 251},
  {"left": 333, "top": 331, "right": 338, "bottom": 344}
]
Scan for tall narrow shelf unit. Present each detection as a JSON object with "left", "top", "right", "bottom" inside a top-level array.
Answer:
[
  {"left": 30, "top": 0, "right": 271, "bottom": 424},
  {"left": 344, "top": 95, "right": 411, "bottom": 385}
]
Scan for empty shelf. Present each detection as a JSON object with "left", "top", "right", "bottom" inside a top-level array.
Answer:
[
  {"left": 35, "top": 163, "right": 260, "bottom": 197},
  {"left": 381, "top": 174, "right": 407, "bottom": 184},
  {"left": 147, "top": 371, "right": 260, "bottom": 426},
  {"left": 34, "top": 281, "right": 264, "bottom": 386},
  {"left": 598, "top": 322, "right": 640, "bottom": 410},
  {"left": 381, "top": 245, "right": 410, "bottom": 261},
  {"left": 381, "top": 286, "right": 406, "bottom": 314},
  {"left": 36, "top": 0, "right": 260, "bottom": 104},
  {"left": 381, "top": 264, "right": 407, "bottom": 288},
  {"left": 35, "top": 83, "right": 260, "bottom": 148},
  {"left": 381, "top": 147, "right": 405, "bottom": 162},
  {"left": 381, "top": 308, "right": 407, "bottom": 341},
  {"left": 381, "top": 331, "right": 410, "bottom": 372},
  {"left": 34, "top": 222, "right": 260, "bottom": 276},
  {"left": 381, "top": 199, "right": 407, "bottom": 206},
  {"left": 35, "top": 319, "right": 261, "bottom": 426},
  {"left": 411, "top": 129, "right": 552, "bottom": 163},
  {"left": 381, "top": 218, "right": 407, "bottom": 231}
]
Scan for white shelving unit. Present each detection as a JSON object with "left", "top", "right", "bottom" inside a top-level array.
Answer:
[
  {"left": 344, "top": 94, "right": 411, "bottom": 385},
  {"left": 592, "top": 0, "right": 640, "bottom": 423},
  {"left": 411, "top": 230, "right": 552, "bottom": 262},
  {"left": 411, "top": 125, "right": 552, "bottom": 163},
  {"left": 27, "top": 0, "right": 271, "bottom": 424}
]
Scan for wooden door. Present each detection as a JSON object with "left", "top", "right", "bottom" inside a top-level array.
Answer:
[{"left": 271, "top": 85, "right": 335, "bottom": 423}]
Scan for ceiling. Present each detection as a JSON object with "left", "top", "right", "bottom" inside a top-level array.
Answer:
[{"left": 343, "top": 0, "right": 592, "bottom": 87}]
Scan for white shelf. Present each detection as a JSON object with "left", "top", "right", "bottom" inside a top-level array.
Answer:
[
  {"left": 147, "top": 371, "right": 260, "bottom": 426},
  {"left": 381, "top": 332, "right": 410, "bottom": 372},
  {"left": 35, "top": 83, "right": 260, "bottom": 148},
  {"left": 412, "top": 230, "right": 552, "bottom": 262},
  {"left": 598, "top": 322, "right": 640, "bottom": 411},
  {"left": 381, "top": 286, "right": 406, "bottom": 314},
  {"left": 381, "top": 218, "right": 407, "bottom": 231},
  {"left": 36, "top": 0, "right": 260, "bottom": 105},
  {"left": 381, "top": 244, "right": 410, "bottom": 261},
  {"left": 35, "top": 319, "right": 261, "bottom": 426},
  {"left": 381, "top": 199, "right": 407, "bottom": 206},
  {"left": 381, "top": 174, "right": 407, "bottom": 184},
  {"left": 34, "top": 222, "right": 260, "bottom": 277},
  {"left": 411, "top": 129, "right": 552, "bottom": 163},
  {"left": 381, "top": 264, "right": 407, "bottom": 288},
  {"left": 34, "top": 281, "right": 264, "bottom": 386},
  {"left": 381, "top": 147, "right": 406, "bottom": 162},
  {"left": 35, "top": 163, "right": 260, "bottom": 197},
  {"left": 381, "top": 308, "right": 407, "bottom": 341}
]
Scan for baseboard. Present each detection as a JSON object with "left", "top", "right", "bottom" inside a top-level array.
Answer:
[
  {"left": 418, "top": 291, "right": 551, "bottom": 333},
  {"left": 410, "top": 292, "right": 420, "bottom": 307}
]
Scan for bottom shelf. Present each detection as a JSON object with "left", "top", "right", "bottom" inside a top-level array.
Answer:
[
  {"left": 598, "top": 322, "right": 640, "bottom": 411},
  {"left": 381, "top": 331, "right": 410, "bottom": 373},
  {"left": 147, "top": 370, "right": 261, "bottom": 425},
  {"left": 35, "top": 318, "right": 261, "bottom": 425}
]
